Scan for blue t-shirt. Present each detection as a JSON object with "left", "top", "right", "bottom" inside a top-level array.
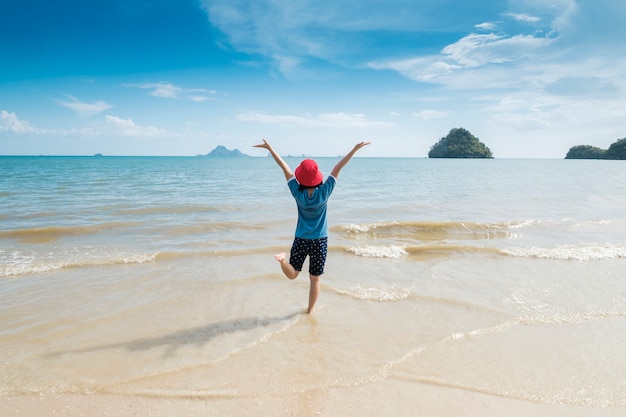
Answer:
[{"left": 287, "top": 175, "right": 336, "bottom": 239}]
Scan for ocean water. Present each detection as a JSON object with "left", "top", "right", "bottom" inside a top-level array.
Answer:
[{"left": 1, "top": 156, "right": 625, "bottom": 411}]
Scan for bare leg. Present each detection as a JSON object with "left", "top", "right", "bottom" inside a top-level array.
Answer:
[
  {"left": 307, "top": 275, "right": 321, "bottom": 314},
  {"left": 274, "top": 252, "right": 299, "bottom": 280}
]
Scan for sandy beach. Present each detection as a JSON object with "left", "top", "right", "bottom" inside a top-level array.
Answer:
[
  {"left": 4, "top": 380, "right": 625, "bottom": 417},
  {"left": 2, "top": 158, "right": 625, "bottom": 416}
]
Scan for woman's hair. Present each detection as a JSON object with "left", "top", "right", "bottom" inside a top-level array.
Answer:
[{"left": 298, "top": 182, "right": 323, "bottom": 192}]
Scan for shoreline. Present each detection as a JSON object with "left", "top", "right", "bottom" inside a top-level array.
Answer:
[{"left": 3, "top": 380, "right": 624, "bottom": 417}]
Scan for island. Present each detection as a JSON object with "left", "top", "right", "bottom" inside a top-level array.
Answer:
[
  {"left": 565, "top": 138, "right": 626, "bottom": 160},
  {"left": 428, "top": 128, "right": 493, "bottom": 158},
  {"left": 197, "top": 145, "right": 250, "bottom": 158}
]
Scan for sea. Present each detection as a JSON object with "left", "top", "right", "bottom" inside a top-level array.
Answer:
[{"left": 1, "top": 155, "right": 625, "bottom": 413}]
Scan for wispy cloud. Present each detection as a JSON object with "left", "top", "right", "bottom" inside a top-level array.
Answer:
[
  {"left": 58, "top": 95, "right": 113, "bottom": 116},
  {"left": 413, "top": 110, "right": 448, "bottom": 120},
  {"left": 369, "top": 30, "right": 555, "bottom": 85},
  {"left": 140, "top": 82, "right": 183, "bottom": 98},
  {"left": 505, "top": 13, "right": 541, "bottom": 23},
  {"left": 0, "top": 110, "right": 45, "bottom": 134},
  {"left": 199, "top": 0, "right": 511, "bottom": 77},
  {"left": 103, "top": 115, "right": 167, "bottom": 137},
  {"left": 199, "top": 0, "right": 597, "bottom": 90},
  {"left": 124, "top": 82, "right": 216, "bottom": 101},
  {"left": 545, "top": 76, "right": 620, "bottom": 97},
  {"left": 475, "top": 22, "right": 497, "bottom": 31},
  {"left": 237, "top": 111, "right": 392, "bottom": 128},
  {"left": 443, "top": 33, "right": 553, "bottom": 67},
  {"left": 2, "top": 109, "right": 169, "bottom": 138}
]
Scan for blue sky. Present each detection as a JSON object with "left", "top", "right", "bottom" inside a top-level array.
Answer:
[{"left": 1, "top": 0, "right": 625, "bottom": 157}]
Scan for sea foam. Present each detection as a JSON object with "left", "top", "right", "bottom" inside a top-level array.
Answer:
[
  {"left": 0, "top": 249, "right": 156, "bottom": 278},
  {"left": 347, "top": 245, "right": 408, "bottom": 258},
  {"left": 501, "top": 243, "right": 626, "bottom": 261},
  {"left": 334, "top": 286, "right": 413, "bottom": 302}
]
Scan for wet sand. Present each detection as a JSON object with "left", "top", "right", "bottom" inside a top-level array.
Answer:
[{"left": 4, "top": 379, "right": 624, "bottom": 417}]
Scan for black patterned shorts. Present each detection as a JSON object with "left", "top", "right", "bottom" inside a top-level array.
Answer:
[{"left": 289, "top": 237, "right": 328, "bottom": 276}]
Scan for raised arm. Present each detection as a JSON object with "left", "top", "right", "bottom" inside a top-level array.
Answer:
[
  {"left": 253, "top": 139, "right": 293, "bottom": 181},
  {"left": 330, "top": 141, "right": 371, "bottom": 179}
]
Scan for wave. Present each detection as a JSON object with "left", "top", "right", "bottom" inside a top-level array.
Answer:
[
  {"left": 0, "top": 222, "right": 138, "bottom": 243},
  {"left": 346, "top": 245, "right": 408, "bottom": 258},
  {"left": 330, "top": 286, "right": 504, "bottom": 317},
  {"left": 502, "top": 242, "right": 626, "bottom": 261},
  {"left": 343, "top": 241, "right": 626, "bottom": 261},
  {"left": 0, "top": 246, "right": 290, "bottom": 278},
  {"left": 334, "top": 220, "right": 521, "bottom": 241},
  {"left": 159, "top": 221, "right": 272, "bottom": 237},
  {"left": 0, "top": 220, "right": 271, "bottom": 244},
  {"left": 438, "top": 309, "right": 626, "bottom": 346},
  {"left": 0, "top": 251, "right": 157, "bottom": 278},
  {"left": 117, "top": 204, "right": 224, "bottom": 216},
  {"left": 333, "top": 286, "right": 413, "bottom": 302},
  {"left": 344, "top": 243, "right": 501, "bottom": 259},
  {"left": 153, "top": 247, "right": 286, "bottom": 262},
  {"left": 5, "top": 240, "right": 622, "bottom": 279},
  {"left": 4, "top": 238, "right": 623, "bottom": 280},
  {"left": 13, "top": 211, "right": 58, "bottom": 221},
  {"left": 335, "top": 218, "right": 619, "bottom": 241}
]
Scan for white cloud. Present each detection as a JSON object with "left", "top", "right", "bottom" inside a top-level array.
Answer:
[
  {"left": 413, "top": 110, "right": 448, "bottom": 120},
  {"left": 1, "top": 110, "right": 169, "bottom": 139},
  {"left": 442, "top": 33, "right": 553, "bottom": 67},
  {"left": 475, "top": 22, "right": 497, "bottom": 31},
  {"left": 505, "top": 13, "right": 541, "bottom": 23},
  {"left": 237, "top": 111, "right": 392, "bottom": 128},
  {"left": 103, "top": 115, "right": 167, "bottom": 137},
  {"left": 58, "top": 95, "right": 113, "bottom": 116},
  {"left": 124, "top": 82, "right": 216, "bottom": 101},
  {"left": 545, "top": 76, "right": 620, "bottom": 97},
  {"left": 369, "top": 57, "right": 459, "bottom": 82},
  {"left": 0, "top": 110, "right": 45, "bottom": 134},
  {"left": 200, "top": 0, "right": 500, "bottom": 77},
  {"left": 188, "top": 94, "right": 213, "bottom": 102},
  {"left": 369, "top": 31, "right": 554, "bottom": 84},
  {"left": 143, "top": 83, "right": 183, "bottom": 98},
  {"left": 199, "top": 1, "right": 333, "bottom": 77},
  {"left": 549, "top": 0, "right": 579, "bottom": 33},
  {"left": 198, "top": 0, "right": 624, "bottom": 92}
]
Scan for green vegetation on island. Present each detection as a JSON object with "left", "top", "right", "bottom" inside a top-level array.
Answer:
[
  {"left": 607, "top": 138, "right": 626, "bottom": 159},
  {"left": 429, "top": 128, "right": 493, "bottom": 159},
  {"left": 565, "top": 138, "right": 626, "bottom": 160},
  {"left": 565, "top": 145, "right": 606, "bottom": 159}
]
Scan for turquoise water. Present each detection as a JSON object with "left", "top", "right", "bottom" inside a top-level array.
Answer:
[{"left": 1, "top": 156, "right": 625, "bottom": 410}]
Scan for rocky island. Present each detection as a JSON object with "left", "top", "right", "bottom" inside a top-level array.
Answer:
[
  {"left": 429, "top": 128, "right": 493, "bottom": 158},
  {"left": 565, "top": 138, "right": 626, "bottom": 159}
]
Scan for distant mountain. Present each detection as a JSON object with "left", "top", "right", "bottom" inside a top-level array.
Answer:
[{"left": 198, "top": 145, "right": 249, "bottom": 158}]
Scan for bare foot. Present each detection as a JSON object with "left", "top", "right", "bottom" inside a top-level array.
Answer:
[{"left": 274, "top": 252, "right": 299, "bottom": 280}]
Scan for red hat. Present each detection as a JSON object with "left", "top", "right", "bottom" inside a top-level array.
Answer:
[{"left": 295, "top": 159, "right": 323, "bottom": 187}]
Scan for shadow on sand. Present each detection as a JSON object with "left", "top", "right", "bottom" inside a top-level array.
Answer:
[{"left": 48, "top": 311, "right": 301, "bottom": 359}]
